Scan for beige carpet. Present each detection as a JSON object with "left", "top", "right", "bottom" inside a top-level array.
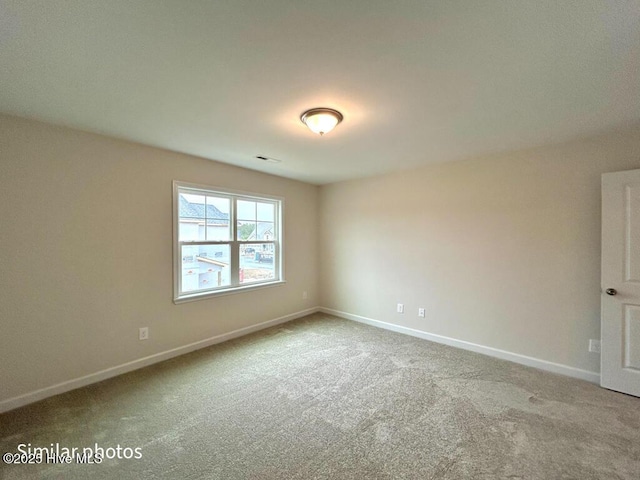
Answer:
[{"left": 1, "top": 313, "right": 639, "bottom": 479}]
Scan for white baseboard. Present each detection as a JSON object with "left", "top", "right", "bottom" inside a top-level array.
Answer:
[
  {"left": 0, "top": 307, "right": 320, "bottom": 413},
  {"left": 320, "top": 307, "right": 600, "bottom": 384}
]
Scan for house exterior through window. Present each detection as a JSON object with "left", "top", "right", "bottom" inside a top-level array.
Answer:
[{"left": 173, "top": 181, "right": 283, "bottom": 302}]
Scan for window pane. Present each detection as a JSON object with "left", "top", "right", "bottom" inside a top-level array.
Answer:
[
  {"left": 237, "top": 220, "right": 257, "bottom": 240},
  {"left": 180, "top": 193, "right": 206, "bottom": 217},
  {"left": 206, "top": 196, "right": 230, "bottom": 240},
  {"left": 206, "top": 219, "right": 230, "bottom": 240},
  {"left": 237, "top": 200, "right": 256, "bottom": 221},
  {"left": 257, "top": 222, "right": 274, "bottom": 240},
  {"left": 256, "top": 202, "right": 274, "bottom": 222},
  {"left": 181, "top": 244, "right": 230, "bottom": 293},
  {"left": 179, "top": 192, "right": 206, "bottom": 241},
  {"left": 239, "top": 243, "right": 275, "bottom": 284},
  {"left": 179, "top": 218, "right": 205, "bottom": 241}
]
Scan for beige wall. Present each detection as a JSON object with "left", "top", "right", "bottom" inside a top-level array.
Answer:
[
  {"left": 320, "top": 125, "right": 640, "bottom": 374},
  {"left": 0, "top": 115, "right": 319, "bottom": 403}
]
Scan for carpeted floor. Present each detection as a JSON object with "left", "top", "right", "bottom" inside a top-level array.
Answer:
[{"left": 1, "top": 313, "right": 639, "bottom": 479}]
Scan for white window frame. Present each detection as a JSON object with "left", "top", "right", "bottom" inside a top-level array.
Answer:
[{"left": 173, "top": 181, "right": 284, "bottom": 303}]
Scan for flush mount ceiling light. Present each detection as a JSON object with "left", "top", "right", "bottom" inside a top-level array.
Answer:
[{"left": 300, "top": 108, "right": 343, "bottom": 136}]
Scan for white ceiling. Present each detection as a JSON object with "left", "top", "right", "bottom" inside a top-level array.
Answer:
[{"left": 1, "top": 1, "right": 638, "bottom": 184}]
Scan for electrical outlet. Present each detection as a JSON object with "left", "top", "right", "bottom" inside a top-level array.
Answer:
[
  {"left": 302, "top": 291, "right": 308, "bottom": 299},
  {"left": 588, "top": 339, "right": 601, "bottom": 353},
  {"left": 397, "top": 303, "right": 404, "bottom": 314},
  {"left": 418, "top": 308, "right": 426, "bottom": 318},
  {"left": 139, "top": 327, "right": 149, "bottom": 341}
]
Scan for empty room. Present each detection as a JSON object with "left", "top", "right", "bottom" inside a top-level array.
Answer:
[{"left": 1, "top": 1, "right": 639, "bottom": 479}]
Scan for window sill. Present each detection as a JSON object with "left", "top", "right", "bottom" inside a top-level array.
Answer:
[{"left": 173, "top": 280, "right": 286, "bottom": 304}]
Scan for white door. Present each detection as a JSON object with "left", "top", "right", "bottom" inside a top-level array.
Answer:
[{"left": 601, "top": 168, "right": 640, "bottom": 397}]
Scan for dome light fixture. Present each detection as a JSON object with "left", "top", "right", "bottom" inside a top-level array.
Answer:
[{"left": 300, "top": 108, "right": 343, "bottom": 136}]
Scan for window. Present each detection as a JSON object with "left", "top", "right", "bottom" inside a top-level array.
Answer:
[{"left": 173, "top": 181, "right": 283, "bottom": 302}]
